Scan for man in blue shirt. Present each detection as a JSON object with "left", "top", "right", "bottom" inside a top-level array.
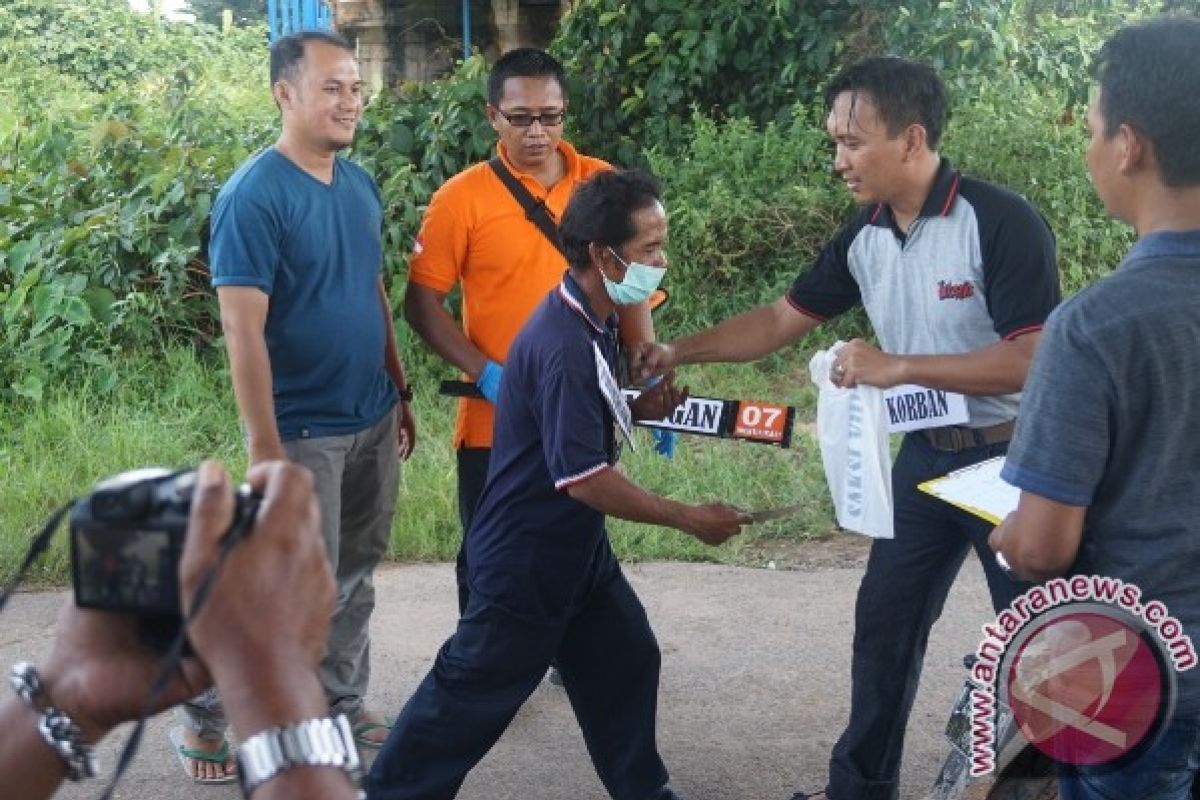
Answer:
[
  {"left": 366, "top": 170, "right": 749, "bottom": 800},
  {"left": 176, "top": 31, "right": 416, "bottom": 781},
  {"left": 991, "top": 18, "right": 1200, "bottom": 799}
]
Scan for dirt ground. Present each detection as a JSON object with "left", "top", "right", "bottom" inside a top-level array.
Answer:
[{"left": 1, "top": 536, "right": 1001, "bottom": 800}]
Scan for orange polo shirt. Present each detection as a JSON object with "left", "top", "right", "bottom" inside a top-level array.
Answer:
[{"left": 409, "top": 140, "right": 610, "bottom": 448}]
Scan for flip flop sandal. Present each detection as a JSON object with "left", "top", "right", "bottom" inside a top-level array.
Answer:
[
  {"left": 169, "top": 725, "right": 237, "bottom": 785},
  {"left": 351, "top": 719, "right": 393, "bottom": 750}
]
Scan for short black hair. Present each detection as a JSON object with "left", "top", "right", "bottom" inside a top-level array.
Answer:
[
  {"left": 1096, "top": 17, "right": 1200, "bottom": 187},
  {"left": 270, "top": 31, "right": 354, "bottom": 86},
  {"left": 560, "top": 170, "right": 662, "bottom": 272},
  {"left": 487, "top": 47, "right": 568, "bottom": 107},
  {"left": 824, "top": 56, "right": 948, "bottom": 149}
]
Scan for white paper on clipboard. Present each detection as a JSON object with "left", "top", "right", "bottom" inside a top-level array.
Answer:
[{"left": 917, "top": 456, "right": 1019, "bottom": 525}]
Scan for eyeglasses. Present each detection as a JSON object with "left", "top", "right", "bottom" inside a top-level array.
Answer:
[{"left": 495, "top": 108, "right": 566, "bottom": 128}]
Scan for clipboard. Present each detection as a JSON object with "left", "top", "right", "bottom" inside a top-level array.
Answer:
[{"left": 917, "top": 456, "right": 1018, "bottom": 525}]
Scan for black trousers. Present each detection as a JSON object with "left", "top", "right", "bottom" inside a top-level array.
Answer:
[
  {"left": 364, "top": 546, "right": 671, "bottom": 800},
  {"left": 827, "top": 433, "right": 1028, "bottom": 800},
  {"left": 455, "top": 447, "right": 491, "bottom": 614}
]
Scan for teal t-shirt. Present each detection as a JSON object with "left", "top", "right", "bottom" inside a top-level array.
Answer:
[{"left": 209, "top": 148, "right": 397, "bottom": 440}]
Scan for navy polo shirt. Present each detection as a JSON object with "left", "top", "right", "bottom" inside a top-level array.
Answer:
[{"left": 466, "top": 273, "right": 622, "bottom": 623}]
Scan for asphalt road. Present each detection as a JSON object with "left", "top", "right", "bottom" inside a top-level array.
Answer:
[{"left": 1, "top": 545, "right": 997, "bottom": 800}]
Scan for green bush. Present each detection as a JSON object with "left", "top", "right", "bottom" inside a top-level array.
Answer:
[
  {"left": 0, "top": 0, "right": 1165, "bottom": 407},
  {"left": 944, "top": 76, "right": 1133, "bottom": 292},
  {"left": 552, "top": 0, "right": 1193, "bottom": 166},
  {"left": 0, "top": 0, "right": 275, "bottom": 402},
  {"left": 0, "top": 0, "right": 266, "bottom": 94},
  {"left": 553, "top": 0, "right": 858, "bottom": 166},
  {"left": 351, "top": 56, "right": 494, "bottom": 277}
]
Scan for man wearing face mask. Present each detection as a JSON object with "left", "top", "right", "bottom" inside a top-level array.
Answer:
[
  {"left": 403, "top": 48, "right": 659, "bottom": 624},
  {"left": 366, "top": 170, "right": 749, "bottom": 800}
]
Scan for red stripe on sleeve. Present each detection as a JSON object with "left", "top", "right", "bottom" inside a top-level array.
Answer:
[
  {"left": 785, "top": 295, "right": 828, "bottom": 322},
  {"left": 1003, "top": 324, "right": 1043, "bottom": 341}
]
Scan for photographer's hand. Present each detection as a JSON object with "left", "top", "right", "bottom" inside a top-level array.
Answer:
[
  {"left": 182, "top": 460, "right": 353, "bottom": 800},
  {"left": 0, "top": 580, "right": 210, "bottom": 799}
]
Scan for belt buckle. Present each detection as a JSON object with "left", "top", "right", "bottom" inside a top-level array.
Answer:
[
  {"left": 948, "top": 426, "right": 972, "bottom": 452},
  {"left": 924, "top": 425, "right": 968, "bottom": 453}
]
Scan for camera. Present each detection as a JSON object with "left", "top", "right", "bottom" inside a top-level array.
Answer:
[{"left": 70, "top": 467, "right": 257, "bottom": 649}]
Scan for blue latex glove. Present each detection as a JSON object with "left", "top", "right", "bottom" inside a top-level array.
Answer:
[
  {"left": 651, "top": 428, "right": 677, "bottom": 459},
  {"left": 641, "top": 374, "right": 678, "bottom": 459},
  {"left": 476, "top": 360, "right": 503, "bottom": 404}
]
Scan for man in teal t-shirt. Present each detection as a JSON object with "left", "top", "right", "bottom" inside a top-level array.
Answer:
[{"left": 173, "top": 31, "right": 416, "bottom": 783}]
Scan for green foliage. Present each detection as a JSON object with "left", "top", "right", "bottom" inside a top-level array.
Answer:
[
  {"left": 944, "top": 76, "right": 1133, "bottom": 292},
  {"left": 646, "top": 108, "right": 867, "bottom": 352},
  {"left": 0, "top": 0, "right": 267, "bottom": 94},
  {"left": 351, "top": 56, "right": 494, "bottom": 277},
  {"left": 553, "top": 0, "right": 1190, "bottom": 164},
  {"left": 553, "top": 0, "right": 858, "bottom": 166},
  {"left": 0, "top": 0, "right": 275, "bottom": 402}
]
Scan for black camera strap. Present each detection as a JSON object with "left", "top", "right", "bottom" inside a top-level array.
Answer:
[
  {"left": 0, "top": 487, "right": 258, "bottom": 800},
  {"left": 0, "top": 500, "right": 73, "bottom": 613},
  {"left": 487, "top": 156, "right": 566, "bottom": 256}
]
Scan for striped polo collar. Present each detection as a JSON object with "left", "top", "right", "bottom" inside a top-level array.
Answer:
[
  {"left": 558, "top": 271, "right": 613, "bottom": 335},
  {"left": 868, "top": 158, "right": 962, "bottom": 228}
]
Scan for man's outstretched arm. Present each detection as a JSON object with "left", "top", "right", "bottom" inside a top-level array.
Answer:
[{"left": 632, "top": 296, "right": 822, "bottom": 379}]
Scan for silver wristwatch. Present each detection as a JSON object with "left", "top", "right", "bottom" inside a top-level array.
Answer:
[{"left": 236, "top": 714, "right": 363, "bottom": 797}]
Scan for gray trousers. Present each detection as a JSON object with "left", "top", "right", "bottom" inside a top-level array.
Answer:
[{"left": 177, "top": 409, "right": 401, "bottom": 738}]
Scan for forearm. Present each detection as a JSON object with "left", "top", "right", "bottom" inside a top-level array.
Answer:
[
  {"left": 892, "top": 337, "right": 1036, "bottom": 396},
  {"left": 404, "top": 285, "right": 490, "bottom": 378},
  {"left": 566, "top": 467, "right": 692, "bottom": 532},
  {"left": 213, "top": 662, "right": 356, "bottom": 800},
  {"left": 224, "top": 331, "right": 283, "bottom": 459},
  {"left": 991, "top": 493, "right": 1085, "bottom": 582},
  {"left": 673, "top": 297, "right": 817, "bottom": 365},
  {"left": 378, "top": 281, "right": 408, "bottom": 391},
  {"left": 0, "top": 698, "right": 71, "bottom": 800}
]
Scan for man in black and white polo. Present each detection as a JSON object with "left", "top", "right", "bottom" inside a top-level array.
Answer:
[{"left": 633, "top": 56, "right": 1060, "bottom": 800}]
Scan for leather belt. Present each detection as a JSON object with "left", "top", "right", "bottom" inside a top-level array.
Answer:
[{"left": 918, "top": 420, "right": 1015, "bottom": 453}]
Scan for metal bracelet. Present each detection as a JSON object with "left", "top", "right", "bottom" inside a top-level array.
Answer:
[{"left": 10, "top": 661, "right": 99, "bottom": 781}]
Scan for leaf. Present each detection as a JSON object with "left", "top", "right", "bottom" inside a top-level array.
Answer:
[
  {"left": 5, "top": 239, "right": 37, "bottom": 273},
  {"left": 31, "top": 284, "right": 62, "bottom": 326},
  {"left": 82, "top": 287, "right": 117, "bottom": 325},
  {"left": 61, "top": 296, "right": 93, "bottom": 326},
  {"left": 390, "top": 123, "right": 414, "bottom": 154},
  {"left": 12, "top": 374, "right": 43, "bottom": 403}
]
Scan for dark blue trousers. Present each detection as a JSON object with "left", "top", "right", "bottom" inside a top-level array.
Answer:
[
  {"left": 365, "top": 548, "right": 670, "bottom": 800},
  {"left": 827, "top": 433, "right": 1028, "bottom": 800}
]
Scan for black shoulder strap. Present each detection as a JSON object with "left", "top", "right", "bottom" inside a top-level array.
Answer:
[{"left": 487, "top": 156, "right": 566, "bottom": 256}]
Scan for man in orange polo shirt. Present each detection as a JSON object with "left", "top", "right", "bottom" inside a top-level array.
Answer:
[{"left": 404, "top": 48, "right": 654, "bottom": 618}]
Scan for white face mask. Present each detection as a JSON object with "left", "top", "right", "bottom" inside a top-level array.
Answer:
[{"left": 604, "top": 247, "right": 666, "bottom": 305}]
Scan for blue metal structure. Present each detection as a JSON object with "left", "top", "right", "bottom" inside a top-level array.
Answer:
[
  {"left": 267, "top": 0, "right": 334, "bottom": 43},
  {"left": 461, "top": 0, "right": 471, "bottom": 60}
]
